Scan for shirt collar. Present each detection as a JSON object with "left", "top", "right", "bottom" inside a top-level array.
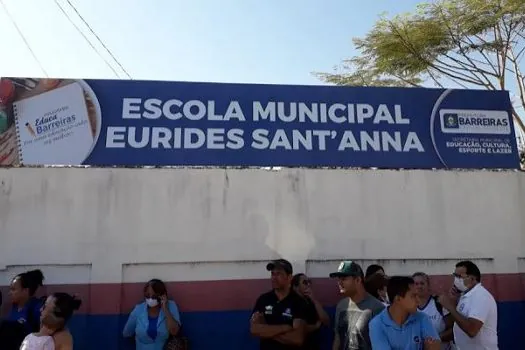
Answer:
[
  {"left": 462, "top": 282, "right": 481, "bottom": 296},
  {"left": 380, "top": 307, "right": 418, "bottom": 329}
]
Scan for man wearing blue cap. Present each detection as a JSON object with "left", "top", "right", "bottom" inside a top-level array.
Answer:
[{"left": 330, "top": 261, "right": 385, "bottom": 350}]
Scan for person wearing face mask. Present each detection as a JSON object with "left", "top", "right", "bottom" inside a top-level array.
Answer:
[
  {"left": 123, "top": 279, "right": 182, "bottom": 350},
  {"left": 438, "top": 261, "right": 498, "bottom": 350}
]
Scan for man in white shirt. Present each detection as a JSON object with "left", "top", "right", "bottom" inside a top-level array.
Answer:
[
  {"left": 438, "top": 260, "right": 498, "bottom": 350},
  {"left": 413, "top": 272, "right": 453, "bottom": 350}
]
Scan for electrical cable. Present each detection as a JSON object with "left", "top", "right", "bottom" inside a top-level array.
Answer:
[
  {"left": 61, "top": 0, "right": 132, "bottom": 79},
  {"left": 0, "top": 0, "right": 49, "bottom": 77},
  {"left": 53, "top": 0, "right": 122, "bottom": 79}
]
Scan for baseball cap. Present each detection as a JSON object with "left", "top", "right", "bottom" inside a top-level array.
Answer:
[
  {"left": 329, "top": 261, "right": 364, "bottom": 278},
  {"left": 266, "top": 259, "right": 293, "bottom": 275}
]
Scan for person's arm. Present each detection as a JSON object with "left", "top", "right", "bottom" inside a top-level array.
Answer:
[
  {"left": 424, "top": 338, "right": 441, "bottom": 350},
  {"left": 442, "top": 295, "right": 489, "bottom": 338},
  {"left": 421, "top": 313, "right": 441, "bottom": 343},
  {"left": 332, "top": 304, "right": 341, "bottom": 350},
  {"left": 439, "top": 314, "right": 454, "bottom": 342},
  {"left": 163, "top": 297, "right": 181, "bottom": 336},
  {"left": 273, "top": 318, "right": 306, "bottom": 346},
  {"left": 369, "top": 319, "right": 392, "bottom": 349},
  {"left": 311, "top": 298, "right": 330, "bottom": 327},
  {"left": 332, "top": 333, "right": 341, "bottom": 350},
  {"left": 122, "top": 306, "right": 138, "bottom": 338},
  {"left": 305, "top": 321, "right": 321, "bottom": 333},
  {"left": 53, "top": 331, "right": 74, "bottom": 350},
  {"left": 249, "top": 312, "right": 292, "bottom": 338}
]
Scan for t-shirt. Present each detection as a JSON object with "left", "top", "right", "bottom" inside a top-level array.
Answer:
[
  {"left": 453, "top": 284, "right": 498, "bottom": 350},
  {"left": 7, "top": 298, "right": 43, "bottom": 333},
  {"left": 418, "top": 297, "right": 452, "bottom": 350},
  {"left": 20, "top": 333, "right": 55, "bottom": 350},
  {"left": 252, "top": 290, "right": 309, "bottom": 350},
  {"left": 334, "top": 294, "right": 385, "bottom": 350},
  {"left": 303, "top": 298, "right": 321, "bottom": 350},
  {"left": 369, "top": 309, "right": 440, "bottom": 350}
]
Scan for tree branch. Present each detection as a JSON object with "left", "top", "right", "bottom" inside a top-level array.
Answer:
[{"left": 509, "top": 47, "right": 525, "bottom": 119}]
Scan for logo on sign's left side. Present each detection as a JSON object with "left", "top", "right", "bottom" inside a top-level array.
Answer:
[
  {"left": 0, "top": 78, "right": 103, "bottom": 166},
  {"left": 443, "top": 113, "right": 459, "bottom": 129}
]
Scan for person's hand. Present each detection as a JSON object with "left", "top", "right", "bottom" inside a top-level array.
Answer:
[
  {"left": 160, "top": 295, "right": 168, "bottom": 309},
  {"left": 449, "top": 286, "right": 460, "bottom": 301},
  {"left": 304, "top": 289, "right": 315, "bottom": 300},
  {"left": 424, "top": 337, "right": 440, "bottom": 350},
  {"left": 437, "top": 294, "right": 455, "bottom": 311}
]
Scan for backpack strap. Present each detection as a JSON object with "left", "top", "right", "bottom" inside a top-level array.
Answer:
[{"left": 432, "top": 295, "right": 444, "bottom": 316}]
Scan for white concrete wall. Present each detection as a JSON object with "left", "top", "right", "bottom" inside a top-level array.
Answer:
[{"left": 0, "top": 168, "right": 524, "bottom": 285}]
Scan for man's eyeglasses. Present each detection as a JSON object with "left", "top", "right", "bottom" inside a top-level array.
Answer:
[
  {"left": 452, "top": 272, "right": 467, "bottom": 278},
  {"left": 302, "top": 279, "right": 312, "bottom": 286}
]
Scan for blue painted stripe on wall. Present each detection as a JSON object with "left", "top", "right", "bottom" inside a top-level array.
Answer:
[{"left": 67, "top": 301, "right": 525, "bottom": 350}]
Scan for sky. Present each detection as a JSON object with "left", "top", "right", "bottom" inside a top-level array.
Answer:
[{"left": 0, "top": 0, "right": 425, "bottom": 85}]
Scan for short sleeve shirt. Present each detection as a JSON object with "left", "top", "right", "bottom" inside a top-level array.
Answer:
[
  {"left": 369, "top": 309, "right": 439, "bottom": 349},
  {"left": 418, "top": 297, "right": 451, "bottom": 350},
  {"left": 334, "top": 294, "right": 385, "bottom": 350},
  {"left": 8, "top": 298, "right": 42, "bottom": 333},
  {"left": 453, "top": 284, "right": 498, "bottom": 349},
  {"left": 252, "top": 290, "right": 308, "bottom": 350}
]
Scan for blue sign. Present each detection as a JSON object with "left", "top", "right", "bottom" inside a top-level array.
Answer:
[{"left": 0, "top": 77, "right": 519, "bottom": 169}]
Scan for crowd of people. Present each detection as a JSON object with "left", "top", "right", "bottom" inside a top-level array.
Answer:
[
  {"left": 250, "top": 259, "right": 498, "bottom": 350},
  {"left": 0, "top": 259, "right": 499, "bottom": 350}
]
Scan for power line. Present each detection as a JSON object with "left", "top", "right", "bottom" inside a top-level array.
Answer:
[
  {"left": 0, "top": 0, "right": 48, "bottom": 77},
  {"left": 61, "top": 0, "right": 132, "bottom": 79},
  {"left": 52, "top": 0, "right": 122, "bottom": 79}
]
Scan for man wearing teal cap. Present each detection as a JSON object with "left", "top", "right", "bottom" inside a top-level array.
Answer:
[{"left": 330, "top": 261, "right": 385, "bottom": 350}]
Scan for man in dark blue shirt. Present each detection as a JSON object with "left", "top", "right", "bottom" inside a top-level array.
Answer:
[{"left": 250, "top": 259, "right": 309, "bottom": 350}]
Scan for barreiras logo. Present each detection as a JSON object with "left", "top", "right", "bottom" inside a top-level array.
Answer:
[
  {"left": 440, "top": 109, "right": 511, "bottom": 135},
  {"left": 444, "top": 113, "right": 459, "bottom": 129}
]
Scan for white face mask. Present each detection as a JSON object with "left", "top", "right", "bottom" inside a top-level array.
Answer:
[
  {"left": 145, "top": 298, "right": 159, "bottom": 308},
  {"left": 454, "top": 277, "right": 467, "bottom": 292}
]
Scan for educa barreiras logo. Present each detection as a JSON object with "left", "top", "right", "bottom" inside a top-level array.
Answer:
[{"left": 26, "top": 111, "right": 77, "bottom": 137}]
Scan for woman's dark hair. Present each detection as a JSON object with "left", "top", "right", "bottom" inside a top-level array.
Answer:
[
  {"left": 291, "top": 273, "right": 306, "bottom": 287},
  {"left": 144, "top": 279, "right": 168, "bottom": 296},
  {"left": 365, "top": 264, "right": 384, "bottom": 279},
  {"left": 51, "top": 292, "right": 82, "bottom": 322},
  {"left": 14, "top": 269, "right": 44, "bottom": 296},
  {"left": 365, "top": 273, "right": 388, "bottom": 299}
]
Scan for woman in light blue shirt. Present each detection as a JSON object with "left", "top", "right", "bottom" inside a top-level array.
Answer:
[{"left": 123, "top": 279, "right": 181, "bottom": 350}]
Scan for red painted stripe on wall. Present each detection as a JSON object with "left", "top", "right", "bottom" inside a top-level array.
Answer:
[{"left": 1, "top": 273, "right": 524, "bottom": 316}]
